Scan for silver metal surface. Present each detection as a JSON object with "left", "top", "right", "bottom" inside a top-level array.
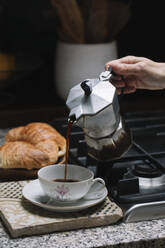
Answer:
[
  {"left": 77, "top": 96, "right": 120, "bottom": 139},
  {"left": 99, "top": 70, "right": 111, "bottom": 81},
  {"left": 66, "top": 70, "right": 132, "bottom": 161},
  {"left": 66, "top": 78, "right": 117, "bottom": 121},
  {"left": 85, "top": 118, "right": 132, "bottom": 161},
  {"left": 139, "top": 174, "right": 165, "bottom": 190},
  {"left": 124, "top": 201, "right": 165, "bottom": 223}
]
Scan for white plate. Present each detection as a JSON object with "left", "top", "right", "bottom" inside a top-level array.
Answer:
[{"left": 22, "top": 179, "right": 108, "bottom": 212}]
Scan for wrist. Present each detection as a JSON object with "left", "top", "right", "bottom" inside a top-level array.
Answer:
[{"left": 158, "top": 63, "right": 165, "bottom": 88}]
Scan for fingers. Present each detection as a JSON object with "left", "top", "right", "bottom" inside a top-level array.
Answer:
[
  {"left": 110, "top": 73, "right": 137, "bottom": 95},
  {"left": 105, "top": 56, "right": 146, "bottom": 69},
  {"left": 111, "top": 56, "right": 146, "bottom": 65},
  {"left": 110, "top": 74, "right": 122, "bottom": 81},
  {"left": 110, "top": 74, "right": 137, "bottom": 94},
  {"left": 107, "top": 62, "right": 140, "bottom": 76},
  {"left": 110, "top": 77, "right": 125, "bottom": 88},
  {"left": 105, "top": 56, "right": 146, "bottom": 76},
  {"left": 105, "top": 56, "right": 146, "bottom": 94},
  {"left": 116, "top": 86, "right": 136, "bottom": 95},
  {"left": 123, "top": 86, "right": 136, "bottom": 94}
]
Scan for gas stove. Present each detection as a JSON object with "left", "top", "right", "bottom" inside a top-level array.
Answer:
[{"left": 51, "top": 110, "right": 165, "bottom": 223}]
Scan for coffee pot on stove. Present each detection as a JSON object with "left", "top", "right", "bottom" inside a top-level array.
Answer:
[{"left": 66, "top": 67, "right": 132, "bottom": 161}]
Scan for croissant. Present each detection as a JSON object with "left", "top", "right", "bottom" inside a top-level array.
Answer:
[
  {"left": 35, "top": 139, "right": 59, "bottom": 164},
  {"left": 0, "top": 141, "right": 49, "bottom": 169},
  {"left": 5, "top": 122, "right": 66, "bottom": 158},
  {"left": 1, "top": 122, "right": 66, "bottom": 169}
]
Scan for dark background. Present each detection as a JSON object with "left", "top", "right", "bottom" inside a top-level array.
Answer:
[{"left": 0, "top": 0, "right": 165, "bottom": 114}]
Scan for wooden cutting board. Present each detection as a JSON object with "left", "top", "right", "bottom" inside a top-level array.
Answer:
[{"left": 0, "top": 180, "right": 123, "bottom": 238}]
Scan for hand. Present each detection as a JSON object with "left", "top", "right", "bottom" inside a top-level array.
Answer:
[{"left": 105, "top": 56, "right": 165, "bottom": 94}]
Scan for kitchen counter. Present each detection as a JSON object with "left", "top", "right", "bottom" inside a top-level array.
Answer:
[{"left": 1, "top": 218, "right": 165, "bottom": 248}]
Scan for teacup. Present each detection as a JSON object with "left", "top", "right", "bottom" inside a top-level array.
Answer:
[{"left": 38, "top": 164, "right": 105, "bottom": 203}]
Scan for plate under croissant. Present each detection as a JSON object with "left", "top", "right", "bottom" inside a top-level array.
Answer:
[{"left": 0, "top": 156, "right": 65, "bottom": 181}]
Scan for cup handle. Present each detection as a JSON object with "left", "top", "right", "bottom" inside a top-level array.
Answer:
[
  {"left": 84, "top": 178, "right": 106, "bottom": 200},
  {"left": 91, "top": 177, "right": 105, "bottom": 188}
]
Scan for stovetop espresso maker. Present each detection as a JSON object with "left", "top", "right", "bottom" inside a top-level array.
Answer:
[{"left": 66, "top": 67, "right": 132, "bottom": 161}]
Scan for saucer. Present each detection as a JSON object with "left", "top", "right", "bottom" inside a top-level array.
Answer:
[{"left": 22, "top": 179, "right": 108, "bottom": 212}]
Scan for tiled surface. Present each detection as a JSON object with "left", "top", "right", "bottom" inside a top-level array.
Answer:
[{"left": 0, "top": 180, "right": 122, "bottom": 238}]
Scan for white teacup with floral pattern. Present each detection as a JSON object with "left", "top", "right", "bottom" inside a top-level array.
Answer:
[{"left": 38, "top": 164, "right": 105, "bottom": 203}]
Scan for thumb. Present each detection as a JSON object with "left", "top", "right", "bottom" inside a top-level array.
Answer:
[{"left": 106, "top": 62, "right": 139, "bottom": 76}]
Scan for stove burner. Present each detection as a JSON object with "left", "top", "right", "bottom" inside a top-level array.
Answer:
[
  {"left": 138, "top": 174, "right": 165, "bottom": 190},
  {"left": 133, "top": 162, "right": 162, "bottom": 178}
]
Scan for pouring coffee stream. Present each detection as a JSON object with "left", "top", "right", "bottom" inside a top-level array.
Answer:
[
  {"left": 65, "top": 66, "right": 132, "bottom": 174},
  {"left": 64, "top": 118, "right": 74, "bottom": 181}
]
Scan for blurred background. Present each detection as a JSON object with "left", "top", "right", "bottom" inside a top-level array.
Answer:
[{"left": 0, "top": 0, "right": 165, "bottom": 113}]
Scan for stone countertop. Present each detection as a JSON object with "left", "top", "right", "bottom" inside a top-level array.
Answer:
[{"left": 1, "top": 218, "right": 165, "bottom": 248}]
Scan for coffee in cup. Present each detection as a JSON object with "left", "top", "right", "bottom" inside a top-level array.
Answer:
[{"left": 38, "top": 164, "right": 105, "bottom": 203}]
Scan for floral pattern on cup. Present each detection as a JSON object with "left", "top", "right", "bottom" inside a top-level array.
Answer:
[{"left": 53, "top": 184, "right": 72, "bottom": 201}]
